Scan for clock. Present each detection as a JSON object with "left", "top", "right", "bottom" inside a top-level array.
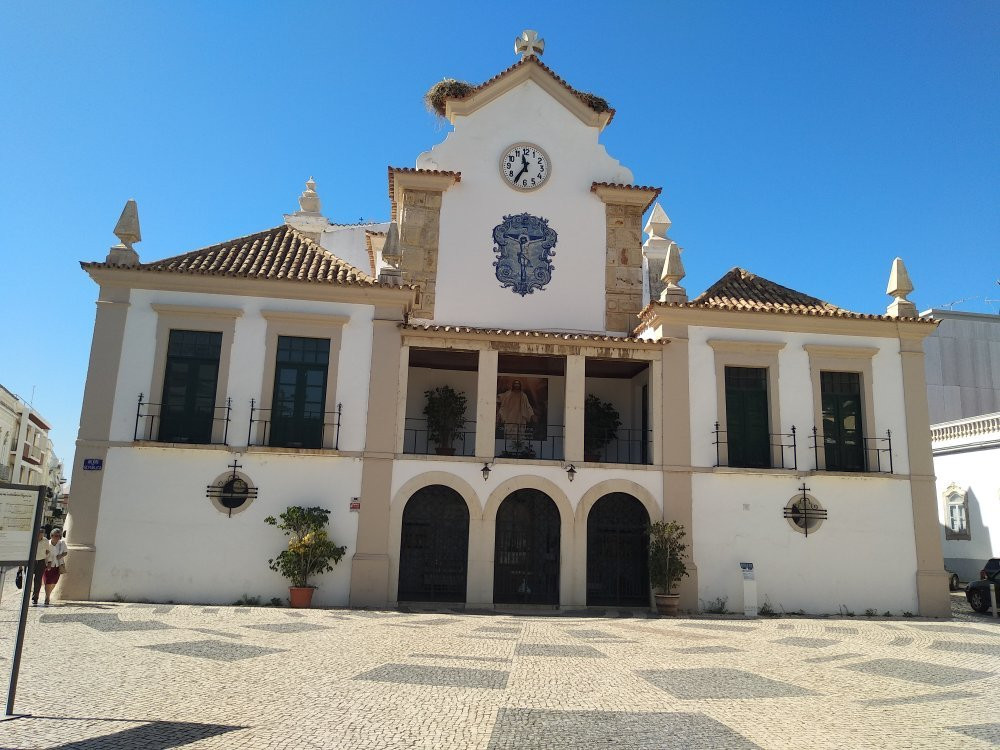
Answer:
[{"left": 500, "top": 143, "right": 550, "bottom": 191}]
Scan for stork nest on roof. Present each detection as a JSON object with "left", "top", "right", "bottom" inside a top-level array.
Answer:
[
  {"left": 576, "top": 91, "right": 612, "bottom": 113},
  {"left": 425, "top": 79, "right": 476, "bottom": 116}
]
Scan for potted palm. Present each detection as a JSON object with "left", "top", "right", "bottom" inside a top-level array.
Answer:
[
  {"left": 649, "top": 520, "right": 689, "bottom": 616},
  {"left": 584, "top": 395, "right": 621, "bottom": 462},
  {"left": 265, "top": 506, "right": 347, "bottom": 608},
  {"left": 424, "top": 385, "right": 468, "bottom": 455}
]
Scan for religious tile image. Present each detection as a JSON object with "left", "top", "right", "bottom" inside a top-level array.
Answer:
[
  {"left": 353, "top": 663, "right": 509, "bottom": 689},
  {"left": 486, "top": 708, "right": 760, "bottom": 750},
  {"left": 637, "top": 668, "right": 812, "bottom": 699}
]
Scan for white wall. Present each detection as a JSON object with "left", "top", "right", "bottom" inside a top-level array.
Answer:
[
  {"left": 111, "top": 289, "right": 376, "bottom": 452},
  {"left": 91, "top": 447, "right": 362, "bottom": 605},
  {"left": 416, "top": 78, "right": 634, "bottom": 333},
  {"left": 693, "top": 472, "right": 920, "bottom": 614},
  {"left": 686, "top": 326, "right": 909, "bottom": 473},
  {"left": 935, "top": 444, "right": 1000, "bottom": 581}
]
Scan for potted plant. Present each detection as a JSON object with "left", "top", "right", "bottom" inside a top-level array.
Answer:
[
  {"left": 648, "top": 520, "right": 689, "bottom": 616},
  {"left": 584, "top": 394, "right": 621, "bottom": 462},
  {"left": 265, "top": 506, "right": 347, "bottom": 608},
  {"left": 424, "top": 385, "right": 468, "bottom": 455}
]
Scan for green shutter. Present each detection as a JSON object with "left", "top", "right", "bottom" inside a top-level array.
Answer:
[{"left": 724, "top": 367, "right": 771, "bottom": 468}]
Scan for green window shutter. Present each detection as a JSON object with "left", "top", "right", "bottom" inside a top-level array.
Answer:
[
  {"left": 159, "top": 330, "right": 222, "bottom": 443},
  {"left": 269, "top": 336, "right": 330, "bottom": 448},
  {"left": 724, "top": 366, "right": 770, "bottom": 468},
  {"left": 820, "top": 371, "right": 865, "bottom": 471}
]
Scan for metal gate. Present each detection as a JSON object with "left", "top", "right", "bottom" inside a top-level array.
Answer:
[
  {"left": 494, "top": 488, "right": 560, "bottom": 605},
  {"left": 398, "top": 485, "right": 469, "bottom": 602},
  {"left": 586, "top": 493, "right": 649, "bottom": 606}
]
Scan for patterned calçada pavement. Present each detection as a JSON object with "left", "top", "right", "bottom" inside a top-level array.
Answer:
[{"left": 0, "top": 582, "right": 998, "bottom": 749}]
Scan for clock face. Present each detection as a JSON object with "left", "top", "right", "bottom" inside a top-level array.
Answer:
[{"left": 500, "top": 143, "right": 550, "bottom": 191}]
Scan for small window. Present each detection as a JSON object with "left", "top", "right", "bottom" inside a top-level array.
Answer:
[
  {"left": 207, "top": 470, "right": 257, "bottom": 516},
  {"left": 784, "top": 493, "right": 826, "bottom": 536},
  {"left": 944, "top": 484, "right": 970, "bottom": 540}
]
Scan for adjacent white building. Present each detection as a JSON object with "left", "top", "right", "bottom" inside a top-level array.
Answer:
[
  {"left": 63, "top": 33, "right": 950, "bottom": 616},
  {"left": 0, "top": 383, "right": 64, "bottom": 498}
]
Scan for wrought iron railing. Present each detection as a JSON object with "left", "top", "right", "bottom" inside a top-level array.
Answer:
[
  {"left": 712, "top": 423, "right": 798, "bottom": 470},
  {"left": 583, "top": 428, "right": 652, "bottom": 465},
  {"left": 496, "top": 423, "right": 565, "bottom": 461},
  {"left": 247, "top": 399, "right": 342, "bottom": 450},
  {"left": 134, "top": 393, "right": 232, "bottom": 445},
  {"left": 810, "top": 427, "right": 893, "bottom": 474},
  {"left": 403, "top": 417, "right": 477, "bottom": 457}
]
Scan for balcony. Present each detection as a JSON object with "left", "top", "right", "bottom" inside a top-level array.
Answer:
[
  {"left": 810, "top": 427, "right": 894, "bottom": 473},
  {"left": 712, "top": 423, "right": 799, "bottom": 470},
  {"left": 248, "top": 399, "right": 343, "bottom": 450},
  {"left": 134, "top": 393, "right": 232, "bottom": 446}
]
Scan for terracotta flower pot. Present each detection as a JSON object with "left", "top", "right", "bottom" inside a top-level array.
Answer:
[
  {"left": 289, "top": 586, "right": 316, "bottom": 608},
  {"left": 654, "top": 593, "right": 680, "bottom": 616}
]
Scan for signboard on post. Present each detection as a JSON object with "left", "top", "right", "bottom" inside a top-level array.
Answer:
[
  {"left": 0, "top": 482, "right": 46, "bottom": 719},
  {"left": 740, "top": 562, "right": 758, "bottom": 618}
]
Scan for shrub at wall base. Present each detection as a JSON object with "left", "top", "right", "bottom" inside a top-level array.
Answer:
[
  {"left": 649, "top": 520, "right": 689, "bottom": 616},
  {"left": 265, "top": 506, "right": 347, "bottom": 608}
]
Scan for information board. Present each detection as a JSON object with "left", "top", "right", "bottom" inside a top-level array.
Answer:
[{"left": 0, "top": 486, "right": 38, "bottom": 565}]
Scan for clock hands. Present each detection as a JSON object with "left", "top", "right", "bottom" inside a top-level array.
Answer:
[{"left": 512, "top": 154, "right": 530, "bottom": 183}]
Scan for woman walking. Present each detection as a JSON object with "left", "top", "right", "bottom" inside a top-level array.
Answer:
[{"left": 43, "top": 528, "right": 67, "bottom": 606}]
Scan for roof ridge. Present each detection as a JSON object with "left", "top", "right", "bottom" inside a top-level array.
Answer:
[{"left": 692, "top": 266, "right": 848, "bottom": 313}]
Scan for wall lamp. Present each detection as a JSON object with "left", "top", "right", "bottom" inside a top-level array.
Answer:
[
  {"left": 481, "top": 462, "right": 493, "bottom": 481},
  {"left": 564, "top": 463, "right": 576, "bottom": 482}
]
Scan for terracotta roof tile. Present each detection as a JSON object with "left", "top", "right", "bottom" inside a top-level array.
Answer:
[
  {"left": 401, "top": 323, "right": 665, "bottom": 345},
  {"left": 453, "top": 56, "right": 615, "bottom": 124},
  {"left": 641, "top": 267, "right": 933, "bottom": 324},
  {"left": 83, "top": 224, "right": 408, "bottom": 288}
]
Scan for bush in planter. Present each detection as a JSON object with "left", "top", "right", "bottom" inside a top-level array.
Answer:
[
  {"left": 649, "top": 520, "right": 689, "bottom": 595},
  {"left": 584, "top": 395, "right": 621, "bottom": 460},
  {"left": 265, "top": 506, "right": 347, "bottom": 591},
  {"left": 423, "top": 385, "right": 468, "bottom": 455}
]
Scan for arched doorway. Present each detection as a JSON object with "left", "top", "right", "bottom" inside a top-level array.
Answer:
[
  {"left": 398, "top": 484, "right": 470, "bottom": 602},
  {"left": 494, "top": 488, "right": 560, "bottom": 605},
  {"left": 586, "top": 493, "right": 650, "bottom": 606}
]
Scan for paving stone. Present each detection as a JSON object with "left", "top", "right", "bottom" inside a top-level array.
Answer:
[
  {"left": 860, "top": 690, "right": 979, "bottom": 706},
  {"left": 772, "top": 637, "right": 838, "bottom": 649},
  {"left": 516, "top": 643, "right": 607, "bottom": 658},
  {"left": 637, "top": 668, "right": 812, "bottom": 699},
  {"left": 564, "top": 628, "right": 620, "bottom": 640},
  {"left": 243, "top": 622, "right": 330, "bottom": 633},
  {"left": 410, "top": 653, "right": 510, "bottom": 663},
  {"left": 353, "top": 663, "right": 509, "bottom": 689},
  {"left": 928, "top": 639, "right": 1000, "bottom": 656},
  {"left": 825, "top": 626, "right": 857, "bottom": 635},
  {"left": 803, "top": 653, "right": 864, "bottom": 663},
  {"left": 676, "top": 622, "right": 757, "bottom": 633},
  {"left": 141, "top": 639, "right": 285, "bottom": 662},
  {"left": 842, "top": 658, "right": 993, "bottom": 686},
  {"left": 486, "top": 708, "right": 759, "bottom": 749},
  {"left": 888, "top": 636, "right": 914, "bottom": 646},
  {"left": 671, "top": 645, "right": 742, "bottom": 654},
  {"left": 947, "top": 723, "right": 1000, "bottom": 744},
  {"left": 475, "top": 625, "right": 521, "bottom": 634},
  {"left": 38, "top": 613, "right": 173, "bottom": 632}
]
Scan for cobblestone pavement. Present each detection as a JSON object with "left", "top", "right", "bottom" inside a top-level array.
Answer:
[{"left": 0, "top": 582, "right": 998, "bottom": 749}]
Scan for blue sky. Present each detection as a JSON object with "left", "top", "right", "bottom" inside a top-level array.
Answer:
[{"left": 1, "top": 1, "right": 997, "bottom": 476}]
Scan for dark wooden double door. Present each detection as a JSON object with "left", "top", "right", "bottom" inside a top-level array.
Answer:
[
  {"left": 586, "top": 493, "right": 650, "bottom": 607},
  {"left": 494, "top": 489, "right": 561, "bottom": 605},
  {"left": 398, "top": 485, "right": 469, "bottom": 602}
]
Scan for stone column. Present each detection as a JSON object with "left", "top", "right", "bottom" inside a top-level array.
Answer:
[
  {"left": 660, "top": 322, "right": 698, "bottom": 612},
  {"left": 604, "top": 203, "right": 645, "bottom": 333},
  {"left": 61, "top": 284, "right": 131, "bottom": 600},
  {"left": 899, "top": 329, "right": 951, "bottom": 616},
  {"left": 475, "top": 349, "right": 499, "bottom": 459},
  {"left": 564, "top": 354, "right": 585, "bottom": 462},
  {"left": 350, "top": 309, "right": 404, "bottom": 607}
]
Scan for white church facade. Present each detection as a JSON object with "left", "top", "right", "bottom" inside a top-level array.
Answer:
[{"left": 64, "top": 33, "right": 950, "bottom": 616}]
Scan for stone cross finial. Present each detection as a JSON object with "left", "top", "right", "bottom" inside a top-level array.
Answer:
[
  {"left": 658, "top": 241, "right": 687, "bottom": 303},
  {"left": 515, "top": 30, "right": 545, "bottom": 59},
  {"left": 297, "top": 177, "right": 321, "bottom": 214},
  {"left": 106, "top": 199, "right": 141, "bottom": 266},
  {"left": 885, "top": 256, "right": 917, "bottom": 318}
]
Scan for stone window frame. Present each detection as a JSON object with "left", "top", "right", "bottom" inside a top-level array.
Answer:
[
  {"left": 148, "top": 304, "right": 242, "bottom": 445},
  {"left": 707, "top": 340, "right": 786, "bottom": 469},
  {"left": 943, "top": 482, "right": 971, "bottom": 541},
  {"left": 804, "top": 345, "right": 878, "bottom": 472},
  {"left": 256, "top": 310, "right": 349, "bottom": 450}
]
